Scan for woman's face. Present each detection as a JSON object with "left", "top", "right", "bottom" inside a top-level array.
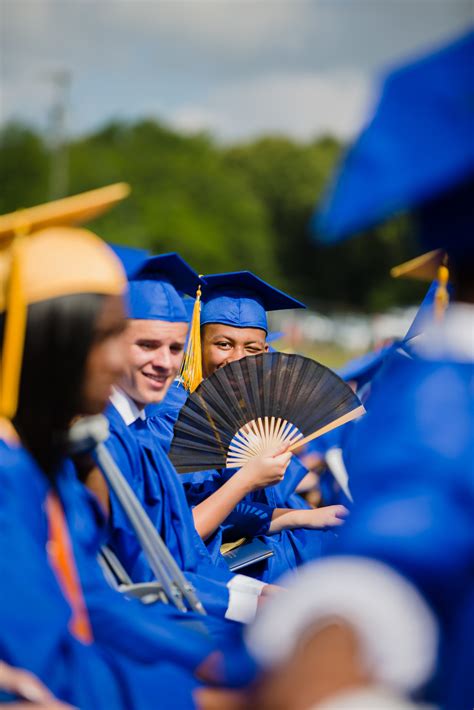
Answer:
[{"left": 80, "top": 295, "right": 128, "bottom": 414}]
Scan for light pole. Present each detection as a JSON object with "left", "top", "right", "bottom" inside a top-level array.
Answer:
[{"left": 48, "top": 69, "right": 70, "bottom": 200}]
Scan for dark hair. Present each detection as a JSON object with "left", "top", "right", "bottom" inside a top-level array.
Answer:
[{"left": 3, "top": 293, "right": 105, "bottom": 478}]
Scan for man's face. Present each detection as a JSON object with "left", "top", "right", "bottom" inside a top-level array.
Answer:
[
  {"left": 202, "top": 323, "right": 268, "bottom": 378},
  {"left": 120, "top": 319, "right": 188, "bottom": 408}
]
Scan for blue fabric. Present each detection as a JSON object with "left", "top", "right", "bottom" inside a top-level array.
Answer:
[
  {"left": 337, "top": 342, "right": 397, "bottom": 388},
  {"left": 201, "top": 290, "right": 268, "bottom": 331},
  {"left": 0, "top": 440, "right": 203, "bottom": 709},
  {"left": 119, "top": 252, "right": 201, "bottom": 322},
  {"left": 314, "top": 31, "right": 474, "bottom": 246},
  {"left": 200, "top": 271, "right": 305, "bottom": 330},
  {"left": 417, "top": 175, "right": 474, "bottom": 256},
  {"left": 108, "top": 244, "right": 150, "bottom": 278},
  {"left": 104, "top": 404, "right": 242, "bottom": 622},
  {"left": 146, "top": 387, "right": 329, "bottom": 583},
  {"left": 328, "top": 351, "right": 474, "bottom": 708},
  {"left": 128, "top": 279, "right": 190, "bottom": 322}
]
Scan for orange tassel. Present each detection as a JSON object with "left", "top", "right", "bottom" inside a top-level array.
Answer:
[
  {"left": 434, "top": 262, "right": 450, "bottom": 321},
  {"left": 180, "top": 285, "right": 203, "bottom": 392}
]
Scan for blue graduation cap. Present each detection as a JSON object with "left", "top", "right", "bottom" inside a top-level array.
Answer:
[
  {"left": 403, "top": 279, "right": 455, "bottom": 342},
  {"left": 337, "top": 342, "right": 397, "bottom": 389},
  {"left": 314, "top": 30, "right": 474, "bottom": 248},
  {"left": 108, "top": 244, "right": 150, "bottom": 278},
  {"left": 119, "top": 252, "right": 201, "bottom": 322},
  {"left": 200, "top": 271, "right": 305, "bottom": 333}
]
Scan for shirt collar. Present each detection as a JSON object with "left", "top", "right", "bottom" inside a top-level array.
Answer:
[{"left": 110, "top": 386, "right": 146, "bottom": 426}]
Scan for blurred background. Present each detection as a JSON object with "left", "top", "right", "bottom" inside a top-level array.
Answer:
[{"left": 1, "top": 0, "right": 471, "bottom": 365}]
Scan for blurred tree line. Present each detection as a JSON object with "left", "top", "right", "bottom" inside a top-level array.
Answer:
[{"left": 0, "top": 119, "right": 425, "bottom": 311}]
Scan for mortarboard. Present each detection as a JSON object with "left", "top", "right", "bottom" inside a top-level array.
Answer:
[
  {"left": 108, "top": 244, "right": 151, "bottom": 279},
  {"left": 0, "top": 184, "right": 129, "bottom": 426},
  {"left": 126, "top": 253, "right": 201, "bottom": 323},
  {"left": 390, "top": 249, "right": 447, "bottom": 282},
  {"left": 200, "top": 271, "right": 305, "bottom": 333},
  {"left": 403, "top": 278, "right": 454, "bottom": 342},
  {"left": 314, "top": 31, "right": 474, "bottom": 244},
  {"left": 337, "top": 342, "right": 397, "bottom": 389},
  {"left": 180, "top": 271, "right": 305, "bottom": 392}
]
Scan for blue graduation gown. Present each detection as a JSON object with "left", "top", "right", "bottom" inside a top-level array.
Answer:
[
  {"left": 328, "top": 351, "right": 474, "bottom": 709},
  {"left": 0, "top": 440, "right": 202, "bottom": 709},
  {"left": 147, "top": 386, "right": 328, "bottom": 583},
  {"left": 104, "top": 404, "right": 245, "bottom": 621}
]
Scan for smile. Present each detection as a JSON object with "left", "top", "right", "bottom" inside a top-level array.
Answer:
[{"left": 142, "top": 372, "right": 168, "bottom": 387}]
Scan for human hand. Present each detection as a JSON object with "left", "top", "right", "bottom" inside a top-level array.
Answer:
[
  {"left": 298, "top": 505, "right": 349, "bottom": 529},
  {"left": 238, "top": 449, "right": 292, "bottom": 492},
  {"left": 194, "top": 687, "right": 247, "bottom": 710},
  {"left": 0, "top": 661, "right": 75, "bottom": 708}
]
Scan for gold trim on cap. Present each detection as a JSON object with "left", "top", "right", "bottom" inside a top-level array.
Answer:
[
  {"left": 390, "top": 249, "right": 446, "bottom": 281},
  {"left": 0, "top": 183, "right": 130, "bottom": 245}
]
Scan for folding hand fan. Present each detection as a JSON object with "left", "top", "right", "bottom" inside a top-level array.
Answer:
[{"left": 169, "top": 352, "right": 365, "bottom": 473}]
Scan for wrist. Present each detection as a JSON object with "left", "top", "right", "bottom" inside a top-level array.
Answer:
[
  {"left": 234, "top": 467, "right": 258, "bottom": 495},
  {"left": 286, "top": 509, "right": 305, "bottom": 529}
]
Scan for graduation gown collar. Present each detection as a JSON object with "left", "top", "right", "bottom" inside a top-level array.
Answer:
[{"left": 110, "top": 386, "right": 146, "bottom": 426}]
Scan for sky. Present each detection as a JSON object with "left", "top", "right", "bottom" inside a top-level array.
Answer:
[{"left": 1, "top": 0, "right": 472, "bottom": 143}]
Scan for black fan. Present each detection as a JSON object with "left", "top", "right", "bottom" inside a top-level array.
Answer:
[{"left": 169, "top": 352, "right": 365, "bottom": 473}]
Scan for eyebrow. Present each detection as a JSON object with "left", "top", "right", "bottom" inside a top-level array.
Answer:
[{"left": 136, "top": 338, "right": 186, "bottom": 346}]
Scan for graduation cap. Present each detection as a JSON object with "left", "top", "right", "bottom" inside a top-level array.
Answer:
[
  {"left": 403, "top": 278, "right": 455, "bottom": 342},
  {"left": 180, "top": 271, "right": 305, "bottom": 392},
  {"left": 201, "top": 271, "right": 305, "bottom": 332},
  {"left": 314, "top": 31, "right": 474, "bottom": 246},
  {"left": 337, "top": 342, "right": 397, "bottom": 389},
  {"left": 108, "top": 244, "right": 151, "bottom": 279},
  {"left": 127, "top": 253, "right": 202, "bottom": 322},
  {"left": 0, "top": 184, "right": 129, "bottom": 424},
  {"left": 390, "top": 249, "right": 447, "bottom": 282},
  {"left": 391, "top": 248, "right": 451, "bottom": 321}
]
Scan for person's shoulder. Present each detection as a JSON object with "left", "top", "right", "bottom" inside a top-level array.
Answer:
[{"left": 0, "top": 440, "right": 44, "bottom": 490}]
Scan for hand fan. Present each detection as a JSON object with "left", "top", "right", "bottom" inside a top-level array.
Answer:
[{"left": 169, "top": 352, "right": 365, "bottom": 473}]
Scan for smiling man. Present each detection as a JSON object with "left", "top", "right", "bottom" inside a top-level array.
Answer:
[{"left": 115, "top": 317, "right": 188, "bottom": 409}]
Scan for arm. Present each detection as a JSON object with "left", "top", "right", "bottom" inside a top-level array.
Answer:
[
  {"left": 268, "top": 505, "right": 348, "bottom": 534},
  {"left": 193, "top": 452, "right": 292, "bottom": 541},
  {"left": 0, "top": 663, "right": 73, "bottom": 709}
]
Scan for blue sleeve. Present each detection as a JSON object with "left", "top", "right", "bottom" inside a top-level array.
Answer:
[
  {"left": 67, "top": 480, "right": 217, "bottom": 672},
  {"left": 221, "top": 501, "right": 274, "bottom": 540}
]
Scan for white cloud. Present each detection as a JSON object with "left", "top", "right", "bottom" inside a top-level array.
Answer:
[
  {"left": 1, "top": 0, "right": 472, "bottom": 140},
  {"left": 170, "top": 69, "right": 373, "bottom": 141}
]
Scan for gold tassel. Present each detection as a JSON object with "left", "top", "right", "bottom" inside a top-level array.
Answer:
[
  {"left": 0, "top": 235, "right": 27, "bottom": 419},
  {"left": 434, "top": 261, "right": 449, "bottom": 322},
  {"left": 179, "top": 285, "right": 203, "bottom": 392}
]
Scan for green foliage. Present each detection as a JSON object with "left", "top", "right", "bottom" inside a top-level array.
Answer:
[
  {"left": 0, "top": 123, "right": 49, "bottom": 212},
  {"left": 68, "top": 120, "right": 277, "bottom": 278},
  {"left": 0, "top": 119, "right": 425, "bottom": 311}
]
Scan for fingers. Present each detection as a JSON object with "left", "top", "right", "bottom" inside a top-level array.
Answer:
[
  {"left": 324, "top": 505, "right": 350, "bottom": 527},
  {"left": 272, "top": 444, "right": 289, "bottom": 457},
  {"left": 272, "top": 451, "right": 292, "bottom": 466},
  {"left": 333, "top": 505, "right": 350, "bottom": 518},
  {"left": 0, "top": 662, "right": 53, "bottom": 704}
]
